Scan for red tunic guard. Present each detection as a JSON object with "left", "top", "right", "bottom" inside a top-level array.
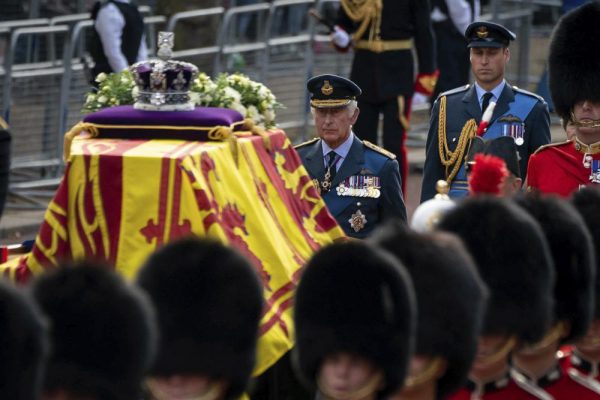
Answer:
[{"left": 526, "top": 140, "right": 600, "bottom": 197}]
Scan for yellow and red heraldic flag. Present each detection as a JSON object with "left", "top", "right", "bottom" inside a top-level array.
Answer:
[{"left": 1, "top": 128, "right": 345, "bottom": 374}]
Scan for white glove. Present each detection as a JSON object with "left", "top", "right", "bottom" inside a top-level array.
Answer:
[
  {"left": 411, "top": 92, "right": 429, "bottom": 109},
  {"left": 331, "top": 26, "right": 350, "bottom": 48}
]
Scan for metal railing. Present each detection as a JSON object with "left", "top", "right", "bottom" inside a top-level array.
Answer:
[{"left": 0, "top": 0, "right": 560, "bottom": 208}]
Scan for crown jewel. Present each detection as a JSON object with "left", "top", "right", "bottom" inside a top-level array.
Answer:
[{"left": 130, "top": 32, "right": 198, "bottom": 111}]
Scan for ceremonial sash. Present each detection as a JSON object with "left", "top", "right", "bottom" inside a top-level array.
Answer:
[{"left": 449, "top": 92, "right": 537, "bottom": 198}]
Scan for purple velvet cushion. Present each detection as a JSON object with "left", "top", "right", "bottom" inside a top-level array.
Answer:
[{"left": 82, "top": 105, "right": 245, "bottom": 141}]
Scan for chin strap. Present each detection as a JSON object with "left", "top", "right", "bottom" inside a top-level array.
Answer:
[
  {"left": 570, "top": 112, "right": 600, "bottom": 129},
  {"left": 403, "top": 357, "right": 445, "bottom": 390}
]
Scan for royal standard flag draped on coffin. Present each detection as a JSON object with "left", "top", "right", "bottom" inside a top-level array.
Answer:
[{"left": 2, "top": 128, "right": 345, "bottom": 375}]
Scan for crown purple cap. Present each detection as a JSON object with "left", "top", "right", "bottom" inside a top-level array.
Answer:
[{"left": 130, "top": 32, "right": 198, "bottom": 111}]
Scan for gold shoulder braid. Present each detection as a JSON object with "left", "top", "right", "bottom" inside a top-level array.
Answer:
[
  {"left": 340, "top": 0, "right": 383, "bottom": 43},
  {"left": 363, "top": 140, "right": 396, "bottom": 159},
  {"left": 437, "top": 96, "right": 477, "bottom": 184},
  {"left": 294, "top": 137, "right": 319, "bottom": 149}
]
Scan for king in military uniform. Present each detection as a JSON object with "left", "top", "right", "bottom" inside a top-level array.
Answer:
[
  {"left": 526, "top": 3, "right": 600, "bottom": 197},
  {"left": 295, "top": 74, "right": 406, "bottom": 239},
  {"left": 421, "top": 21, "right": 551, "bottom": 201}
]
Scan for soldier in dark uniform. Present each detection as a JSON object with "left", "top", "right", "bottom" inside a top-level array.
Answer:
[
  {"left": 293, "top": 240, "right": 416, "bottom": 400},
  {"left": 330, "top": 0, "right": 438, "bottom": 194},
  {"left": 526, "top": 3, "right": 600, "bottom": 197},
  {"left": 136, "top": 237, "right": 263, "bottom": 400},
  {"left": 567, "top": 187, "right": 600, "bottom": 397},
  {"left": 295, "top": 74, "right": 406, "bottom": 239},
  {"left": 421, "top": 21, "right": 551, "bottom": 201},
  {"left": 511, "top": 195, "right": 595, "bottom": 399},
  {"left": 437, "top": 197, "right": 555, "bottom": 399},
  {"left": 0, "top": 117, "right": 11, "bottom": 220},
  {"left": 373, "top": 222, "right": 488, "bottom": 400}
]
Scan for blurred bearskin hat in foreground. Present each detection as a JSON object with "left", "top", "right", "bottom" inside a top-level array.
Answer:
[
  {"left": 549, "top": 2, "right": 600, "bottom": 122},
  {"left": 372, "top": 221, "right": 488, "bottom": 397},
  {"left": 437, "top": 196, "right": 555, "bottom": 344},
  {"left": 515, "top": 194, "right": 595, "bottom": 343},
  {"left": 293, "top": 240, "right": 416, "bottom": 398},
  {"left": 137, "top": 236, "right": 264, "bottom": 400},
  {"left": 31, "top": 262, "right": 157, "bottom": 400},
  {"left": 572, "top": 187, "right": 600, "bottom": 319},
  {"left": 0, "top": 280, "right": 47, "bottom": 400}
]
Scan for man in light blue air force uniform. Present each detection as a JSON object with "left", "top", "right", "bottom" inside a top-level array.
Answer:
[
  {"left": 420, "top": 21, "right": 551, "bottom": 201},
  {"left": 295, "top": 74, "right": 407, "bottom": 239}
]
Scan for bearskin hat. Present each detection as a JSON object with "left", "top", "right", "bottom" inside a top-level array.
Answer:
[
  {"left": 515, "top": 194, "right": 594, "bottom": 343},
  {"left": 549, "top": 2, "right": 600, "bottom": 121},
  {"left": 0, "top": 280, "right": 47, "bottom": 400},
  {"left": 572, "top": 187, "right": 600, "bottom": 319},
  {"left": 372, "top": 221, "right": 488, "bottom": 397},
  {"left": 31, "top": 262, "right": 157, "bottom": 400},
  {"left": 437, "top": 196, "right": 555, "bottom": 344},
  {"left": 467, "top": 136, "right": 521, "bottom": 178},
  {"left": 136, "top": 237, "right": 264, "bottom": 400},
  {"left": 293, "top": 240, "right": 416, "bottom": 398}
]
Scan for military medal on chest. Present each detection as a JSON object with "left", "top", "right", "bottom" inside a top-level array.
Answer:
[
  {"left": 336, "top": 175, "right": 381, "bottom": 198},
  {"left": 499, "top": 115, "right": 525, "bottom": 146},
  {"left": 589, "top": 160, "right": 600, "bottom": 184}
]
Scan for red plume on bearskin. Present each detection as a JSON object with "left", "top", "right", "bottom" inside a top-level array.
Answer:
[{"left": 468, "top": 154, "right": 508, "bottom": 196}]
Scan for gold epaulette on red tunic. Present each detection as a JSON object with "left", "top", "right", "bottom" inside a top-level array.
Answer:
[{"left": 533, "top": 139, "right": 572, "bottom": 155}]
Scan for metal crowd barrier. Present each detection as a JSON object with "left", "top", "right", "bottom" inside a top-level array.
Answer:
[
  {"left": 165, "top": 7, "right": 225, "bottom": 73},
  {"left": 0, "top": 0, "right": 560, "bottom": 208}
]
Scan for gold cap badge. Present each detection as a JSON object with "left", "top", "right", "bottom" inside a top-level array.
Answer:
[
  {"left": 321, "top": 80, "right": 334, "bottom": 96},
  {"left": 476, "top": 26, "right": 488, "bottom": 38}
]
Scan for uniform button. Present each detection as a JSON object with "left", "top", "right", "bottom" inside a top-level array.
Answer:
[
  {"left": 357, "top": 202, "right": 361, "bottom": 206},
  {"left": 452, "top": 137, "right": 457, "bottom": 142}
]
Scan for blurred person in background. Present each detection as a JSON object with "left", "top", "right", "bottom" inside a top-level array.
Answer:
[
  {"left": 89, "top": 0, "right": 147, "bottom": 80},
  {"left": 330, "top": 0, "right": 438, "bottom": 195},
  {"left": 430, "top": 0, "right": 479, "bottom": 102}
]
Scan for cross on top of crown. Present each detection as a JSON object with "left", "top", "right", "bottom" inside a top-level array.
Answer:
[{"left": 157, "top": 31, "right": 174, "bottom": 61}]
